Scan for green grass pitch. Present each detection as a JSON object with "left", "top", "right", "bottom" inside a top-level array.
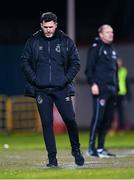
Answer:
[{"left": 0, "top": 131, "right": 134, "bottom": 179}]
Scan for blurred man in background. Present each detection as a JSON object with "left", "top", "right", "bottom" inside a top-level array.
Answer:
[
  {"left": 111, "top": 58, "right": 131, "bottom": 132},
  {"left": 20, "top": 12, "right": 84, "bottom": 167},
  {"left": 85, "top": 24, "right": 118, "bottom": 158}
]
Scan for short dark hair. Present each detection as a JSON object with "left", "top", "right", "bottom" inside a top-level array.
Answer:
[{"left": 40, "top": 12, "right": 57, "bottom": 23}]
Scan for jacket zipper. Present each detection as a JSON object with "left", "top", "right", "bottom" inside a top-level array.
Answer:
[{"left": 48, "top": 41, "right": 52, "bottom": 84}]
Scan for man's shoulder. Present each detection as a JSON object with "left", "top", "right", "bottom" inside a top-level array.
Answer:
[
  {"left": 32, "top": 30, "right": 41, "bottom": 38},
  {"left": 91, "top": 42, "right": 98, "bottom": 48},
  {"left": 58, "top": 30, "right": 70, "bottom": 41},
  {"left": 58, "top": 30, "right": 75, "bottom": 49},
  {"left": 88, "top": 40, "right": 100, "bottom": 53},
  {"left": 26, "top": 30, "right": 41, "bottom": 44},
  {"left": 91, "top": 37, "right": 102, "bottom": 48}
]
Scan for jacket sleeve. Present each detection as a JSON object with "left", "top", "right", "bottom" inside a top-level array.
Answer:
[
  {"left": 65, "top": 38, "right": 80, "bottom": 83},
  {"left": 20, "top": 38, "right": 36, "bottom": 85},
  {"left": 85, "top": 45, "right": 99, "bottom": 86}
]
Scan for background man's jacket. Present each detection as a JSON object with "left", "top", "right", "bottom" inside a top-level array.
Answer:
[{"left": 85, "top": 37, "right": 118, "bottom": 94}]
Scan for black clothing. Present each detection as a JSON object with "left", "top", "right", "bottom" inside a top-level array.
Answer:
[
  {"left": 20, "top": 29, "right": 80, "bottom": 97},
  {"left": 36, "top": 88, "right": 80, "bottom": 158},
  {"left": 21, "top": 28, "right": 83, "bottom": 165},
  {"left": 85, "top": 37, "right": 118, "bottom": 151},
  {"left": 85, "top": 37, "right": 118, "bottom": 94},
  {"left": 90, "top": 93, "right": 116, "bottom": 149}
]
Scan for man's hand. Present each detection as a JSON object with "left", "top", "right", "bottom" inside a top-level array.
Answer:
[{"left": 91, "top": 83, "right": 99, "bottom": 95}]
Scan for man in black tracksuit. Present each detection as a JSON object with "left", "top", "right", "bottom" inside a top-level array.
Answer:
[
  {"left": 85, "top": 24, "right": 118, "bottom": 157},
  {"left": 20, "top": 12, "right": 84, "bottom": 167}
]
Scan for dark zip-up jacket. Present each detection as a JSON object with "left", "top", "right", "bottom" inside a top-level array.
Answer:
[
  {"left": 85, "top": 37, "right": 118, "bottom": 94},
  {"left": 20, "top": 29, "right": 80, "bottom": 97}
]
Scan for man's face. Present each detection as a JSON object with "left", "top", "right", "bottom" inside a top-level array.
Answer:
[
  {"left": 40, "top": 20, "right": 57, "bottom": 38},
  {"left": 99, "top": 25, "right": 114, "bottom": 44}
]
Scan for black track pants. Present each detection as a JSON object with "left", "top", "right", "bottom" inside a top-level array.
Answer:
[
  {"left": 36, "top": 87, "right": 80, "bottom": 159},
  {"left": 89, "top": 93, "right": 116, "bottom": 149}
]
